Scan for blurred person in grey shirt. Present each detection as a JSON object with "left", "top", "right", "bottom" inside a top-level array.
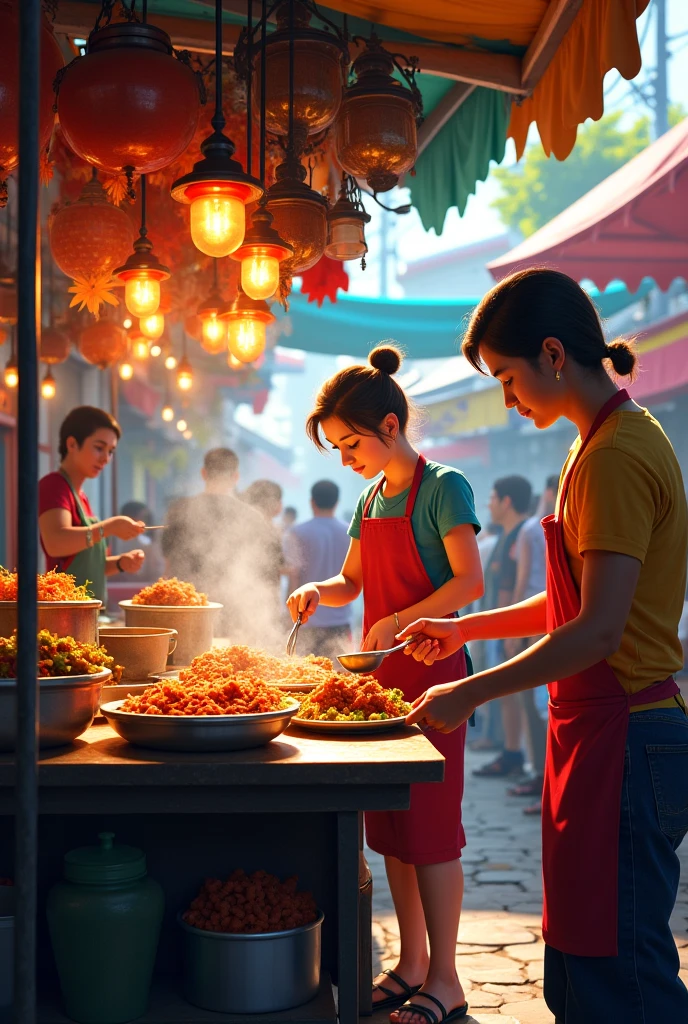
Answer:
[{"left": 283, "top": 480, "right": 352, "bottom": 661}]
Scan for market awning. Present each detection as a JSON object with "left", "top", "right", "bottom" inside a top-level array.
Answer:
[
  {"left": 487, "top": 117, "right": 688, "bottom": 292},
  {"left": 629, "top": 311, "right": 688, "bottom": 401},
  {"left": 274, "top": 280, "right": 649, "bottom": 358}
]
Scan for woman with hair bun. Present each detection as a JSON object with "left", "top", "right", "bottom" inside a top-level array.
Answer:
[
  {"left": 404, "top": 268, "right": 688, "bottom": 1021},
  {"left": 288, "top": 342, "right": 484, "bottom": 1024}
]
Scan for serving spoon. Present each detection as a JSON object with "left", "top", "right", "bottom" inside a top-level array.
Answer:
[{"left": 337, "top": 638, "right": 414, "bottom": 674}]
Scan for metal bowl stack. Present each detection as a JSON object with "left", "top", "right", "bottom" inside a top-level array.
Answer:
[
  {"left": 0, "top": 669, "right": 111, "bottom": 751},
  {"left": 118, "top": 600, "right": 222, "bottom": 667}
]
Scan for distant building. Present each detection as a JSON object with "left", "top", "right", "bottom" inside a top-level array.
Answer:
[{"left": 398, "top": 232, "right": 517, "bottom": 299}]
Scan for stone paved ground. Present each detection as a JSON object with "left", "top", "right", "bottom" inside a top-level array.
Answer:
[{"left": 366, "top": 746, "right": 688, "bottom": 1024}]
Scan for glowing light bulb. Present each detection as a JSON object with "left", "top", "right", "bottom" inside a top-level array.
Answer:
[
  {"left": 139, "top": 312, "right": 165, "bottom": 341},
  {"left": 164, "top": 353, "right": 178, "bottom": 370},
  {"left": 227, "top": 351, "right": 244, "bottom": 370},
  {"left": 241, "top": 253, "right": 280, "bottom": 301},
  {"left": 150, "top": 343, "right": 162, "bottom": 358},
  {"left": 176, "top": 418, "right": 187, "bottom": 432},
  {"left": 119, "top": 361, "right": 134, "bottom": 380},
  {"left": 161, "top": 404, "right": 174, "bottom": 422},
  {"left": 228, "top": 316, "right": 267, "bottom": 364},
  {"left": 131, "top": 336, "right": 150, "bottom": 361},
  {"left": 123, "top": 318, "right": 133, "bottom": 329},
  {"left": 124, "top": 274, "right": 161, "bottom": 317},
  {"left": 200, "top": 315, "right": 227, "bottom": 354},
  {"left": 189, "top": 193, "right": 246, "bottom": 258},
  {"left": 183, "top": 429, "right": 193, "bottom": 440},
  {"left": 40, "top": 368, "right": 56, "bottom": 400},
  {"left": 176, "top": 356, "right": 193, "bottom": 391},
  {"left": 4, "top": 361, "right": 18, "bottom": 388}
]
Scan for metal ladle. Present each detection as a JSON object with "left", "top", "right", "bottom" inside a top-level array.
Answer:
[{"left": 337, "top": 638, "right": 413, "bottom": 674}]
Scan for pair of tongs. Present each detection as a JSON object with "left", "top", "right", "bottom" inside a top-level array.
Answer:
[{"left": 286, "top": 614, "right": 302, "bottom": 657}]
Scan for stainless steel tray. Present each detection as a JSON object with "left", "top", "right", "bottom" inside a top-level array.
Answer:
[
  {"left": 292, "top": 715, "right": 408, "bottom": 734},
  {"left": 100, "top": 698, "right": 300, "bottom": 752}
]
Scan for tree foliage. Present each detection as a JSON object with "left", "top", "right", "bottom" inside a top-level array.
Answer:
[{"left": 491, "top": 109, "right": 684, "bottom": 238}]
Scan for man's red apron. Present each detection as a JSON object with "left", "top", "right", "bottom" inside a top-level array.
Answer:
[
  {"left": 361, "top": 455, "right": 468, "bottom": 865},
  {"left": 541, "top": 388, "right": 679, "bottom": 956}
]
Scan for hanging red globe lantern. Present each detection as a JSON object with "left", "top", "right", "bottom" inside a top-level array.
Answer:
[
  {"left": 79, "top": 320, "right": 128, "bottom": 369},
  {"left": 49, "top": 176, "right": 133, "bottom": 283},
  {"left": 56, "top": 22, "right": 201, "bottom": 179},
  {"left": 40, "top": 326, "right": 71, "bottom": 365},
  {"left": 0, "top": 2, "right": 63, "bottom": 204}
]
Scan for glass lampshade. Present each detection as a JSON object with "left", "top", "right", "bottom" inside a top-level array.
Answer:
[
  {"left": 124, "top": 274, "right": 161, "bottom": 317},
  {"left": 41, "top": 369, "right": 57, "bottom": 400},
  {"left": 326, "top": 216, "right": 368, "bottom": 261},
  {"left": 139, "top": 312, "right": 165, "bottom": 340},
  {"left": 176, "top": 356, "right": 193, "bottom": 390},
  {"left": 118, "top": 361, "right": 134, "bottom": 381},
  {"left": 227, "top": 316, "right": 267, "bottom": 364},
  {"left": 241, "top": 253, "right": 280, "bottom": 301},
  {"left": 200, "top": 315, "right": 227, "bottom": 354},
  {"left": 161, "top": 404, "right": 174, "bottom": 422},
  {"left": 189, "top": 192, "right": 246, "bottom": 258}
]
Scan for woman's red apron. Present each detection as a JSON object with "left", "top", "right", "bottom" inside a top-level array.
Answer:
[
  {"left": 541, "top": 388, "right": 679, "bottom": 956},
  {"left": 361, "top": 455, "right": 468, "bottom": 865}
]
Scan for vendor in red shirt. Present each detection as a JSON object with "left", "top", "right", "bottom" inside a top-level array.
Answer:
[{"left": 39, "top": 406, "right": 146, "bottom": 604}]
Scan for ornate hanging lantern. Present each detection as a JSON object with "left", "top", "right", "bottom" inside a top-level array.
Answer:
[
  {"left": 246, "top": 1, "right": 347, "bottom": 139},
  {"left": 266, "top": 152, "right": 328, "bottom": 275},
  {"left": 56, "top": 20, "right": 201, "bottom": 180},
  {"left": 336, "top": 35, "right": 422, "bottom": 194},
  {"left": 0, "top": 2, "right": 63, "bottom": 204},
  {"left": 222, "top": 287, "right": 274, "bottom": 364},
  {"left": 114, "top": 176, "right": 170, "bottom": 317},
  {"left": 0, "top": 257, "right": 17, "bottom": 325},
  {"left": 49, "top": 176, "right": 133, "bottom": 284},
  {"left": 231, "top": 204, "right": 293, "bottom": 301},
  {"left": 326, "top": 176, "right": 370, "bottom": 262},
  {"left": 79, "top": 320, "right": 128, "bottom": 369},
  {"left": 197, "top": 260, "right": 228, "bottom": 354},
  {"left": 40, "top": 326, "right": 71, "bottom": 365},
  {"left": 171, "top": 0, "right": 262, "bottom": 257}
]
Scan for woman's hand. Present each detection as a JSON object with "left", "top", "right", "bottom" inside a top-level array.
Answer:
[
  {"left": 119, "top": 550, "right": 145, "bottom": 574},
  {"left": 105, "top": 516, "right": 145, "bottom": 541},
  {"left": 287, "top": 584, "right": 320, "bottom": 623},
  {"left": 398, "top": 618, "right": 468, "bottom": 665},
  {"left": 362, "top": 615, "right": 397, "bottom": 652},
  {"left": 406, "top": 679, "right": 477, "bottom": 733}
]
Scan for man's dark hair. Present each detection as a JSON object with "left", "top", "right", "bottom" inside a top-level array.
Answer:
[
  {"left": 243, "top": 479, "right": 282, "bottom": 510},
  {"left": 283, "top": 506, "right": 297, "bottom": 520},
  {"left": 545, "top": 474, "right": 559, "bottom": 494},
  {"left": 493, "top": 475, "right": 532, "bottom": 515},
  {"left": 59, "top": 406, "right": 121, "bottom": 460},
  {"left": 311, "top": 480, "right": 339, "bottom": 511},
  {"left": 120, "top": 501, "right": 151, "bottom": 522},
  {"left": 203, "top": 447, "right": 239, "bottom": 479}
]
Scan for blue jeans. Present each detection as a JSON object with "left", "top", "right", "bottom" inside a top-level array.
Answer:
[{"left": 544, "top": 706, "right": 688, "bottom": 1023}]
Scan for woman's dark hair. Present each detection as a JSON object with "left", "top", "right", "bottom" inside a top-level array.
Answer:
[
  {"left": 306, "top": 342, "right": 411, "bottom": 451},
  {"left": 462, "top": 268, "right": 637, "bottom": 380},
  {"left": 59, "top": 406, "right": 121, "bottom": 460}
]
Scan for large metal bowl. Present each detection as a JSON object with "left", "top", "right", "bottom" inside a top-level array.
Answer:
[
  {"left": 0, "top": 669, "right": 110, "bottom": 751},
  {"left": 119, "top": 600, "right": 222, "bottom": 667},
  {"left": 179, "top": 911, "right": 323, "bottom": 1013},
  {"left": 0, "top": 600, "right": 101, "bottom": 645},
  {"left": 100, "top": 698, "right": 300, "bottom": 752}
]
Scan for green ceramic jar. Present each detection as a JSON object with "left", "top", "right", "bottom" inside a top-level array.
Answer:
[{"left": 47, "top": 832, "right": 164, "bottom": 1024}]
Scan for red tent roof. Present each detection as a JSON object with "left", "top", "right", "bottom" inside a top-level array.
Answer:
[{"left": 487, "top": 119, "right": 688, "bottom": 293}]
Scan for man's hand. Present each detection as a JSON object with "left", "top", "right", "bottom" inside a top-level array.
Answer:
[
  {"left": 406, "top": 679, "right": 477, "bottom": 733},
  {"left": 398, "top": 618, "right": 467, "bottom": 665},
  {"left": 286, "top": 584, "right": 320, "bottom": 623},
  {"left": 362, "top": 615, "right": 397, "bottom": 652}
]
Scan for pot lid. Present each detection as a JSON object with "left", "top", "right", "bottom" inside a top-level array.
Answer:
[{"left": 64, "top": 832, "right": 147, "bottom": 885}]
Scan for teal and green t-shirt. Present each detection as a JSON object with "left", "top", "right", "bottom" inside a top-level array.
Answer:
[{"left": 348, "top": 460, "right": 481, "bottom": 591}]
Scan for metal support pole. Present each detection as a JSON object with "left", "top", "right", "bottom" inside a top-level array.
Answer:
[
  {"left": 15, "top": 0, "right": 41, "bottom": 1020},
  {"left": 109, "top": 368, "right": 119, "bottom": 518},
  {"left": 654, "top": 0, "right": 669, "bottom": 139}
]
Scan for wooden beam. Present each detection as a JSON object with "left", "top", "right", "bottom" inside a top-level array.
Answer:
[
  {"left": 416, "top": 82, "right": 476, "bottom": 156},
  {"left": 53, "top": 2, "right": 241, "bottom": 54},
  {"left": 349, "top": 39, "right": 528, "bottom": 95},
  {"left": 521, "top": 0, "right": 583, "bottom": 91}
]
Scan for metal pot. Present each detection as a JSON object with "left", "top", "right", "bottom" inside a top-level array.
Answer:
[
  {"left": 119, "top": 601, "right": 222, "bottom": 667},
  {"left": 0, "top": 669, "right": 110, "bottom": 751},
  {"left": 0, "top": 600, "right": 101, "bottom": 645},
  {"left": 97, "top": 626, "right": 177, "bottom": 681},
  {"left": 179, "top": 911, "right": 323, "bottom": 1013}
]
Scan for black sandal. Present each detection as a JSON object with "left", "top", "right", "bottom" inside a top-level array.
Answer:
[
  {"left": 371, "top": 969, "right": 422, "bottom": 1012},
  {"left": 394, "top": 992, "right": 469, "bottom": 1024}
]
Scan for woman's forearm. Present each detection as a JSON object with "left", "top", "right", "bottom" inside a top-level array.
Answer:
[
  {"left": 314, "top": 574, "right": 361, "bottom": 607},
  {"left": 40, "top": 524, "right": 103, "bottom": 559},
  {"left": 399, "top": 573, "right": 483, "bottom": 630},
  {"left": 105, "top": 555, "right": 120, "bottom": 577},
  {"left": 461, "top": 592, "right": 548, "bottom": 642}
]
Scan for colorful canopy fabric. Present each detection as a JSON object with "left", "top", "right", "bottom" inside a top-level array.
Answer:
[{"left": 487, "top": 118, "right": 688, "bottom": 292}]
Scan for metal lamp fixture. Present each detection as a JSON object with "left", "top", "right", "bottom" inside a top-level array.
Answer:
[
  {"left": 326, "top": 175, "right": 370, "bottom": 262},
  {"left": 197, "top": 260, "right": 228, "bottom": 354},
  {"left": 336, "top": 34, "right": 423, "bottom": 194},
  {"left": 170, "top": 0, "right": 263, "bottom": 256},
  {"left": 114, "top": 175, "right": 170, "bottom": 316}
]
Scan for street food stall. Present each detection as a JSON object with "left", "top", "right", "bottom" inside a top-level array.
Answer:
[{"left": 4, "top": 1, "right": 651, "bottom": 1021}]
